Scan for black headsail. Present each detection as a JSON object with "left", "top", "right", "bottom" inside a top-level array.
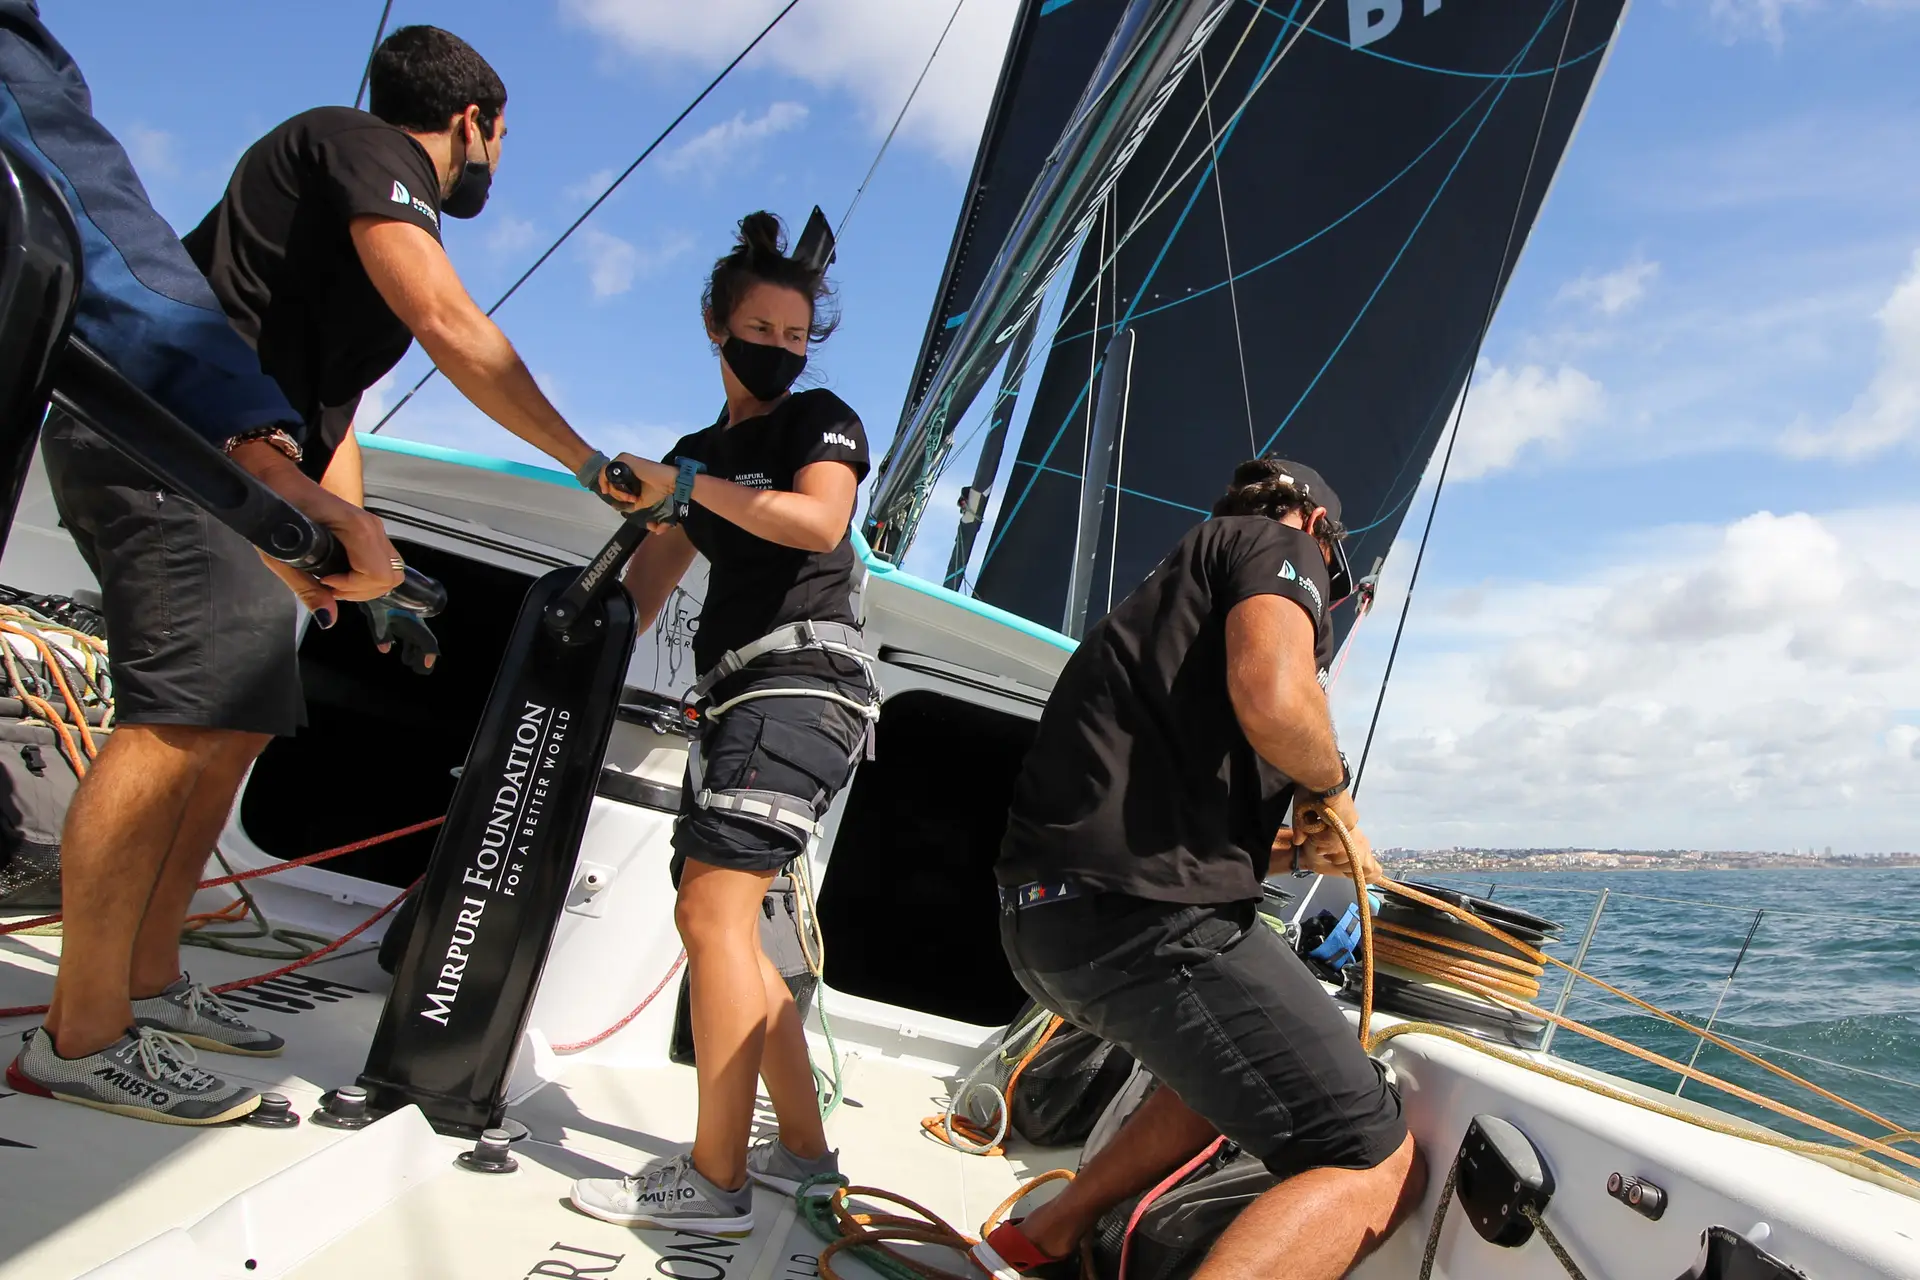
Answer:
[
  {"left": 897, "top": 0, "right": 1628, "bottom": 641},
  {"left": 864, "top": 0, "right": 1235, "bottom": 564}
]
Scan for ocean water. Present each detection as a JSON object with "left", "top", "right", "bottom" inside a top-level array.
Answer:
[{"left": 1411, "top": 868, "right": 1920, "bottom": 1150}]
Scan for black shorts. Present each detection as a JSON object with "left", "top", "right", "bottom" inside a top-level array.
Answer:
[
  {"left": 670, "top": 674, "right": 869, "bottom": 882},
  {"left": 40, "top": 412, "right": 305, "bottom": 737},
  {"left": 1001, "top": 892, "right": 1405, "bottom": 1181}
]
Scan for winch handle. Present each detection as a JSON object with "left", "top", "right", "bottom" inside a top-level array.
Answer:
[
  {"left": 49, "top": 338, "right": 448, "bottom": 614},
  {"left": 544, "top": 460, "right": 652, "bottom": 637}
]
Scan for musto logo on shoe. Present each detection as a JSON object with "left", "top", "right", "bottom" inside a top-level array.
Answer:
[{"left": 93, "top": 1066, "right": 172, "bottom": 1106}]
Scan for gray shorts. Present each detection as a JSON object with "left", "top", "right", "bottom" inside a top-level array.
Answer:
[
  {"left": 40, "top": 411, "right": 304, "bottom": 737},
  {"left": 670, "top": 674, "right": 868, "bottom": 882}
]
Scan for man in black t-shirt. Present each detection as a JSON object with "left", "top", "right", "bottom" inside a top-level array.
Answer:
[
  {"left": 981, "top": 460, "right": 1423, "bottom": 1280},
  {"left": 32, "top": 26, "right": 646, "bottom": 1085}
]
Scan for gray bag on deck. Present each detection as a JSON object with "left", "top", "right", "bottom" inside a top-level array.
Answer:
[{"left": 0, "top": 714, "right": 93, "bottom": 908}]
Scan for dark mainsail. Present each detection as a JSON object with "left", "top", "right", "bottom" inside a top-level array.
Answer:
[{"left": 878, "top": 0, "right": 1629, "bottom": 642}]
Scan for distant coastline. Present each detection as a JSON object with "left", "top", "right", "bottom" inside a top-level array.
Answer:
[{"left": 1378, "top": 849, "right": 1920, "bottom": 873}]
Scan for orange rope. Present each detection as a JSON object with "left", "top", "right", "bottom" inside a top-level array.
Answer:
[{"left": 1310, "top": 808, "right": 1918, "bottom": 1175}]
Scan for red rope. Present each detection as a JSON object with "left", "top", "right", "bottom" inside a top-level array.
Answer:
[
  {"left": 550, "top": 949, "right": 687, "bottom": 1053},
  {"left": 1118, "top": 1136, "right": 1226, "bottom": 1280},
  {"left": 0, "top": 880, "right": 419, "bottom": 1021},
  {"left": 0, "top": 816, "right": 444, "bottom": 936}
]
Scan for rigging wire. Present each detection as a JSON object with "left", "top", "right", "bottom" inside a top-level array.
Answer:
[
  {"left": 1197, "top": 45, "right": 1256, "bottom": 456},
  {"left": 836, "top": 0, "right": 971, "bottom": 244},
  {"left": 368, "top": 0, "right": 805, "bottom": 434},
  {"left": 1351, "top": 0, "right": 1585, "bottom": 797},
  {"left": 351, "top": 0, "right": 397, "bottom": 112},
  {"left": 974, "top": 0, "right": 1327, "bottom": 569}
]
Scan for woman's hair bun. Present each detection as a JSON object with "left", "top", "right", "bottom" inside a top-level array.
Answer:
[
  {"left": 704, "top": 209, "right": 839, "bottom": 345},
  {"left": 735, "top": 211, "right": 786, "bottom": 264}
]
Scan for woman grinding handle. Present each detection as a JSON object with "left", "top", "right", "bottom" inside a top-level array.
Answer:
[{"left": 571, "top": 211, "right": 877, "bottom": 1236}]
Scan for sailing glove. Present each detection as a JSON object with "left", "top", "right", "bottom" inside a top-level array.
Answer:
[{"left": 358, "top": 594, "right": 439, "bottom": 676}]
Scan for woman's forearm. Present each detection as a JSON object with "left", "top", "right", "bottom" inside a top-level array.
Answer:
[{"left": 687, "top": 475, "right": 844, "bottom": 552}]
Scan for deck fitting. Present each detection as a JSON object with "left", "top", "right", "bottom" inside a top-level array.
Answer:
[{"left": 456, "top": 1127, "right": 520, "bottom": 1174}]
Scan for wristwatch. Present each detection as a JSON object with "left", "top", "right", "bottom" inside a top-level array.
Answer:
[{"left": 1306, "top": 752, "right": 1351, "bottom": 803}]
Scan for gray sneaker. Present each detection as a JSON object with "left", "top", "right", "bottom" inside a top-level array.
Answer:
[
  {"left": 746, "top": 1135, "right": 841, "bottom": 1196},
  {"left": 133, "top": 974, "right": 285, "bottom": 1057},
  {"left": 5, "top": 1025, "right": 261, "bottom": 1126},
  {"left": 570, "top": 1152, "right": 755, "bottom": 1235}
]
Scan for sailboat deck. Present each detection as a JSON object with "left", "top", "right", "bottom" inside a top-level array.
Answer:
[{"left": 0, "top": 933, "right": 1060, "bottom": 1280}]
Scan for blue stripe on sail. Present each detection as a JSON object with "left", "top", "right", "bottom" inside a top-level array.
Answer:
[
  {"left": 943, "top": 310, "right": 968, "bottom": 330},
  {"left": 1259, "top": 0, "right": 1570, "bottom": 455},
  {"left": 980, "top": 2, "right": 1303, "bottom": 571},
  {"left": 1039, "top": 0, "right": 1078, "bottom": 14}
]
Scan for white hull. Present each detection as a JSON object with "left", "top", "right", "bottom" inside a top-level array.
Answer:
[{"left": 2, "top": 441, "right": 1915, "bottom": 1279}]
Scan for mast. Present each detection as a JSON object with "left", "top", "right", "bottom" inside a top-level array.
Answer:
[{"left": 863, "top": 0, "right": 1232, "bottom": 564}]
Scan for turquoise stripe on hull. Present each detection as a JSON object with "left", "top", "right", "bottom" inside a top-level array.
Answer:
[{"left": 360, "top": 434, "right": 1077, "bottom": 655}]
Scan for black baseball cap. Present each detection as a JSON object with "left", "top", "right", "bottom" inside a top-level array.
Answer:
[{"left": 1265, "top": 458, "right": 1341, "bottom": 526}]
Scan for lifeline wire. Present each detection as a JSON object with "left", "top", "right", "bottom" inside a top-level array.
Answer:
[
  {"left": 1351, "top": 0, "right": 1584, "bottom": 797},
  {"left": 368, "top": 0, "right": 806, "bottom": 434},
  {"left": 351, "top": 0, "right": 397, "bottom": 112}
]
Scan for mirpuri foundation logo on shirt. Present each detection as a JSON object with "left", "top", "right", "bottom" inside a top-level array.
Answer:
[{"left": 389, "top": 179, "right": 439, "bottom": 227}]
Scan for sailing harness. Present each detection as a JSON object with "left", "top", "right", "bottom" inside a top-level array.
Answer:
[{"left": 680, "top": 617, "right": 882, "bottom": 850}]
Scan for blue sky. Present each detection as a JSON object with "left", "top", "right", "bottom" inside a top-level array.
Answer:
[{"left": 55, "top": 0, "right": 1920, "bottom": 851}]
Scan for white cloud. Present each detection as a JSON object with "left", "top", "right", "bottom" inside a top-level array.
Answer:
[
  {"left": 581, "top": 229, "right": 638, "bottom": 298},
  {"left": 662, "top": 101, "right": 809, "bottom": 178},
  {"left": 353, "top": 372, "right": 397, "bottom": 432},
  {"left": 1334, "top": 505, "right": 1920, "bottom": 851},
  {"left": 485, "top": 215, "right": 538, "bottom": 257},
  {"left": 577, "top": 228, "right": 693, "bottom": 299},
  {"left": 1557, "top": 258, "right": 1660, "bottom": 316},
  {"left": 561, "top": 0, "right": 1023, "bottom": 164},
  {"left": 1781, "top": 249, "right": 1920, "bottom": 459},
  {"left": 1449, "top": 363, "right": 1604, "bottom": 480},
  {"left": 125, "top": 124, "right": 178, "bottom": 179},
  {"left": 1699, "top": 0, "right": 1920, "bottom": 47},
  {"left": 564, "top": 168, "right": 617, "bottom": 204}
]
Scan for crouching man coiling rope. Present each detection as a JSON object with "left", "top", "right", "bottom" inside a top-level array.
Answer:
[{"left": 985, "top": 458, "right": 1424, "bottom": 1280}]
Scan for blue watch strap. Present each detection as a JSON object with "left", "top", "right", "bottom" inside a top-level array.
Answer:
[{"left": 673, "top": 457, "right": 705, "bottom": 512}]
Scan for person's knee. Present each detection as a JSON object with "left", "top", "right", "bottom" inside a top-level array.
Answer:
[
  {"left": 673, "top": 873, "right": 760, "bottom": 952},
  {"left": 1367, "top": 1131, "right": 1425, "bottom": 1227}
]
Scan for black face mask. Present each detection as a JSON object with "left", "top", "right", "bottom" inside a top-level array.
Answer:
[
  {"left": 442, "top": 125, "right": 493, "bottom": 220},
  {"left": 721, "top": 334, "right": 807, "bottom": 402}
]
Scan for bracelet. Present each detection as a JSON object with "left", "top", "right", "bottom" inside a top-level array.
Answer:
[
  {"left": 574, "top": 449, "right": 611, "bottom": 490},
  {"left": 222, "top": 425, "right": 303, "bottom": 465}
]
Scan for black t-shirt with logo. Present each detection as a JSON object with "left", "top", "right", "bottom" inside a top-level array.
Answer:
[
  {"left": 183, "top": 106, "right": 442, "bottom": 479},
  {"left": 664, "top": 389, "right": 871, "bottom": 681},
  {"left": 997, "top": 516, "right": 1335, "bottom": 905}
]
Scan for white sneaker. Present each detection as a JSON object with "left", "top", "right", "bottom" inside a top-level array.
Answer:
[{"left": 571, "top": 1152, "right": 755, "bottom": 1235}]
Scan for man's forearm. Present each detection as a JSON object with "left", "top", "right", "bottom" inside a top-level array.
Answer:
[
  {"left": 417, "top": 312, "right": 593, "bottom": 474},
  {"left": 1239, "top": 689, "right": 1344, "bottom": 793}
]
